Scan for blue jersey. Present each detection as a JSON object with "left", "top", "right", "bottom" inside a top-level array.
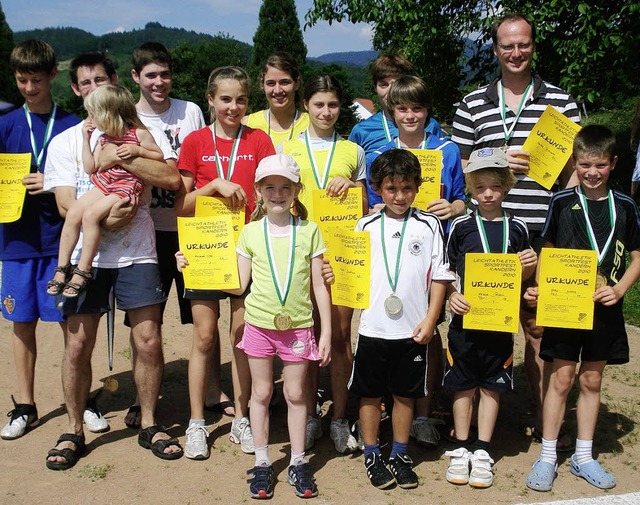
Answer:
[
  {"left": 365, "top": 135, "right": 465, "bottom": 233},
  {"left": 349, "top": 112, "right": 444, "bottom": 157},
  {"left": 0, "top": 106, "right": 80, "bottom": 260}
]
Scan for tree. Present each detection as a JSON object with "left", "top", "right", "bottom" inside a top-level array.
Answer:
[
  {"left": 171, "top": 37, "right": 251, "bottom": 121},
  {"left": 306, "top": 0, "right": 640, "bottom": 116},
  {"left": 0, "top": 1, "right": 20, "bottom": 105},
  {"left": 250, "top": 0, "right": 308, "bottom": 111}
]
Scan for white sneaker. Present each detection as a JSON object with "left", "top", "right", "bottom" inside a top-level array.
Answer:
[
  {"left": 469, "top": 449, "right": 495, "bottom": 488},
  {"left": 83, "top": 402, "right": 109, "bottom": 433},
  {"left": 185, "top": 423, "right": 210, "bottom": 460},
  {"left": 330, "top": 418, "right": 358, "bottom": 454},
  {"left": 230, "top": 417, "right": 255, "bottom": 454},
  {"left": 1, "top": 397, "right": 39, "bottom": 440},
  {"left": 444, "top": 447, "right": 471, "bottom": 485},
  {"left": 305, "top": 416, "right": 323, "bottom": 450}
]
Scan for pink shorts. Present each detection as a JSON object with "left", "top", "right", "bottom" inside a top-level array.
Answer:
[{"left": 238, "top": 322, "right": 321, "bottom": 362}]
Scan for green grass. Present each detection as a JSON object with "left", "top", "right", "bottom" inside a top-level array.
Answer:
[{"left": 624, "top": 271, "right": 640, "bottom": 327}]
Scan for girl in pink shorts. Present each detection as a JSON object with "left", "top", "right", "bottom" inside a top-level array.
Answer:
[{"left": 177, "top": 153, "right": 331, "bottom": 499}]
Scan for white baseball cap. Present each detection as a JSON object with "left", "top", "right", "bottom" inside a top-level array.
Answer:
[{"left": 255, "top": 153, "right": 301, "bottom": 183}]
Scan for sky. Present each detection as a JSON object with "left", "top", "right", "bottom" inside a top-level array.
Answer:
[{"left": 3, "top": 0, "right": 374, "bottom": 57}]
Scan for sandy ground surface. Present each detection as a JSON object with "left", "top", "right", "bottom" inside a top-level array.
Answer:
[{"left": 1, "top": 288, "right": 639, "bottom": 505}]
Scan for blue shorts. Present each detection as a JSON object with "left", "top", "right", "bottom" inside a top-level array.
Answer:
[
  {"left": 1, "top": 257, "right": 64, "bottom": 323},
  {"left": 59, "top": 263, "right": 165, "bottom": 316}
]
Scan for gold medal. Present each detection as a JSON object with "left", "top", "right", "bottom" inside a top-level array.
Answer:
[
  {"left": 384, "top": 294, "right": 403, "bottom": 316},
  {"left": 274, "top": 311, "right": 293, "bottom": 330},
  {"left": 595, "top": 271, "right": 608, "bottom": 289}
]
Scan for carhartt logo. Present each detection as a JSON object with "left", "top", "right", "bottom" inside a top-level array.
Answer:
[
  {"left": 496, "top": 377, "right": 505, "bottom": 384},
  {"left": 413, "top": 355, "right": 424, "bottom": 362},
  {"left": 392, "top": 231, "right": 401, "bottom": 239}
]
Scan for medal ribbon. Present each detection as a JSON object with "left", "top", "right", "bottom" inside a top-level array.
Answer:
[
  {"left": 382, "top": 114, "right": 392, "bottom": 142},
  {"left": 268, "top": 109, "right": 299, "bottom": 142},
  {"left": 304, "top": 129, "right": 338, "bottom": 190},
  {"left": 263, "top": 214, "right": 297, "bottom": 308},
  {"left": 577, "top": 186, "right": 616, "bottom": 265},
  {"left": 211, "top": 123, "right": 243, "bottom": 180},
  {"left": 381, "top": 210, "right": 409, "bottom": 293},
  {"left": 23, "top": 103, "right": 57, "bottom": 168},
  {"left": 498, "top": 79, "right": 532, "bottom": 145},
  {"left": 475, "top": 211, "right": 509, "bottom": 254}
]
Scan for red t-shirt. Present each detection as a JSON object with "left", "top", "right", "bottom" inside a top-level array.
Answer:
[{"left": 178, "top": 125, "right": 275, "bottom": 220}]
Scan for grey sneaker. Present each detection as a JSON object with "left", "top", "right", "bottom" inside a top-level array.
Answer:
[
  {"left": 185, "top": 423, "right": 210, "bottom": 460},
  {"left": 83, "top": 397, "right": 109, "bottom": 433},
  {"left": 1, "top": 396, "right": 39, "bottom": 440},
  {"left": 410, "top": 417, "right": 444, "bottom": 447},
  {"left": 305, "top": 416, "right": 323, "bottom": 450},
  {"left": 330, "top": 418, "right": 358, "bottom": 454},
  {"left": 230, "top": 417, "right": 255, "bottom": 454}
]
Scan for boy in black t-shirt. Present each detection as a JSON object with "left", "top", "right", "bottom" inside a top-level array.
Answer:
[{"left": 525, "top": 125, "right": 640, "bottom": 492}]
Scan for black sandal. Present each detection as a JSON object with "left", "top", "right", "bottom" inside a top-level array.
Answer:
[
  {"left": 47, "top": 264, "right": 72, "bottom": 296},
  {"left": 138, "top": 425, "right": 183, "bottom": 460},
  {"left": 62, "top": 267, "right": 93, "bottom": 298},
  {"left": 46, "top": 433, "right": 85, "bottom": 470}
]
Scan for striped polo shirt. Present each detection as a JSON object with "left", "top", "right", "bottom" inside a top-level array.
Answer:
[{"left": 452, "top": 75, "right": 580, "bottom": 231}]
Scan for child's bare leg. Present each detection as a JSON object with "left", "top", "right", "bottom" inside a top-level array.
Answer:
[
  {"left": 477, "top": 388, "right": 500, "bottom": 443},
  {"left": 189, "top": 300, "right": 219, "bottom": 421},
  {"left": 359, "top": 397, "right": 382, "bottom": 447},
  {"left": 282, "top": 360, "right": 309, "bottom": 455},
  {"left": 575, "top": 361, "right": 606, "bottom": 441},
  {"left": 391, "top": 395, "right": 414, "bottom": 444},
  {"left": 248, "top": 356, "right": 274, "bottom": 452},
  {"left": 452, "top": 389, "right": 475, "bottom": 442},
  {"left": 75, "top": 192, "right": 121, "bottom": 272},
  {"left": 542, "top": 360, "right": 577, "bottom": 441}
]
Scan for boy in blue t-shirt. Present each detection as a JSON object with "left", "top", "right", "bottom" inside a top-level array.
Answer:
[
  {"left": 444, "top": 148, "right": 537, "bottom": 488},
  {"left": 525, "top": 125, "right": 640, "bottom": 492},
  {"left": 348, "top": 53, "right": 444, "bottom": 157},
  {"left": 0, "top": 40, "right": 80, "bottom": 440}
]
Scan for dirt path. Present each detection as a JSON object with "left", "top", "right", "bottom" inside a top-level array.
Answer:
[{"left": 1, "top": 291, "right": 638, "bottom": 504}]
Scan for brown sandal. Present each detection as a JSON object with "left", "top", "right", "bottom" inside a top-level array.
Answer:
[
  {"left": 47, "top": 264, "right": 72, "bottom": 296},
  {"left": 62, "top": 268, "right": 93, "bottom": 298}
]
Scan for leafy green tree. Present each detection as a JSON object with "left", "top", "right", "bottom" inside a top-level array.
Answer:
[
  {"left": 250, "top": 0, "right": 308, "bottom": 111},
  {"left": 0, "top": 1, "right": 20, "bottom": 105},
  {"left": 171, "top": 37, "right": 251, "bottom": 121},
  {"left": 306, "top": 0, "right": 640, "bottom": 115}
]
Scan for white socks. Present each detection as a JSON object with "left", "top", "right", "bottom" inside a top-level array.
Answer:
[
  {"left": 540, "top": 437, "right": 558, "bottom": 466},
  {"left": 574, "top": 438, "right": 593, "bottom": 465}
]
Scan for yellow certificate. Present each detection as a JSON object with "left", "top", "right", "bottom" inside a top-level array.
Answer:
[
  {"left": 177, "top": 216, "right": 239, "bottom": 290},
  {"left": 406, "top": 149, "right": 442, "bottom": 211},
  {"left": 194, "top": 195, "right": 245, "bottom": 243},
  {"left": 311, "top": 187, "right": 363, "bottom": 251},
  {"left": 521, "top": 105, "right": 581, "bottom": 190},
  {"left": 537, "top": 248, "right": 597, "bottom": 329},
  {"left": 329, "top": 230, "right": 370, "bottom": 309},
  {"left": 0, "top": 153, "right": 31, "bottom": 223},
  {"left": 463, "top": 253, "right": 522, "bottom": 332}
]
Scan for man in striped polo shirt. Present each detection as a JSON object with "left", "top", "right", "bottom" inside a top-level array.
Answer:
[{"left": 451, "top": 13, "right": 580, "bottom": 447}]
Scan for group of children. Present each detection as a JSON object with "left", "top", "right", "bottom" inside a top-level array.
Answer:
[{"left": 1, "top": 36, "right": 639, "bottom": 501}]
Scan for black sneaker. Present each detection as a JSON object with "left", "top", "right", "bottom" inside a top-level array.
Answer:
[
  {"left": 287, "top": 462, "right": 318, "bottom": 498},
  {"left": 389, "top": 453, "right": 419, "bottom": 489},
  {"left": 247, "top": 464, "right": 274, "bottom": 499},
  {"left": 364, "top": 452, "right": 396, "bottom": 489}
]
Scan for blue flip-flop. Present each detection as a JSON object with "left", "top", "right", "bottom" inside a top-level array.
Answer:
[
  {"left": 526, "top": 459, "right": 557, "bottom": 492},
  {"left": 570, "top": 454, "right": 616, "bottom": 489}
]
